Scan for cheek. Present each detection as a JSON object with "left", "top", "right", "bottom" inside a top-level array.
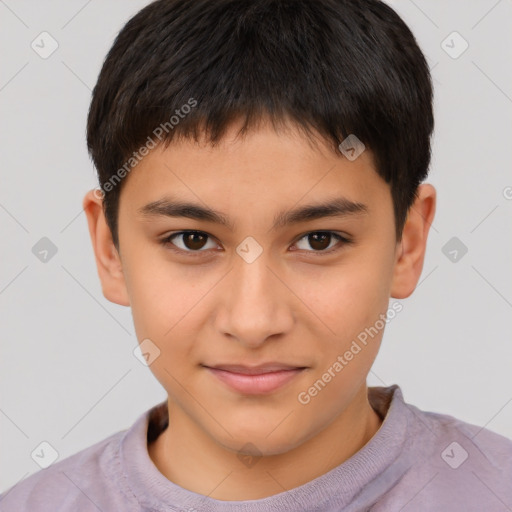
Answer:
[
  {"left": 299, "top": 256, "right": 392, "bottom": 342},
  {"left": 122, "top": 242, "right": 197, "bottom": 336},
  {"left": 124, "top": 254, "right": 216, "bottom": 374}
]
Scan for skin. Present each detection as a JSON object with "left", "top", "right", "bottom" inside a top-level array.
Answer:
[{"left": 83, "top": 118, "right": 436, "bottom": 500}]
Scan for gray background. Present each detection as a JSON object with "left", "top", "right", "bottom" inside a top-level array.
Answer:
[{"left": 1, "top": 0, "right": 511, "bottom": 494}]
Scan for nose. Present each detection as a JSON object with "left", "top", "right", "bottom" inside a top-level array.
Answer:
[{"left": 215, "top": 254, "right": 295, "bottom": 349}]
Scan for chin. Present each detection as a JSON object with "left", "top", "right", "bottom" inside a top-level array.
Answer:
[{"left": 215, "top": 424, "right": 306, "bottom": 457}]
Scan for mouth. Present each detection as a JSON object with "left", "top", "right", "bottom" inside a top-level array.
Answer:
[{"left": 202, "top": 363, "right": 307, "bottom": 395}]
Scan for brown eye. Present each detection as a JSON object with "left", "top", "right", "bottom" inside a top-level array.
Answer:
[
  {"left": 161, "top": 231, "right": 217, "bottom": 253},
  {"left": 181, "top": 232, "right": 208, "bottom": 250},
  {"left": 307, "top": 232, "right": 332, "bottom": 251},
  {"left": 294, "top": 231, "right": 351, "bottom": 254}
]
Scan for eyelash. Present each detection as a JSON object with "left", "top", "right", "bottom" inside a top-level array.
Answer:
[{"left": 159, "top": 230, "right": 353, "bottom": 257}]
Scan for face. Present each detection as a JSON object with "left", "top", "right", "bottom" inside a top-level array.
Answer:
[{"left": 92, "top": 120, "right": 411, "bottom": 456}]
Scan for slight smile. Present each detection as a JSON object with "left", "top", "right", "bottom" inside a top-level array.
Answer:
[{"left": 202, "top": 364, "right": 308, "bottom": 395}]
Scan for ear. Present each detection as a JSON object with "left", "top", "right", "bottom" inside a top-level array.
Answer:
[
  {"left": 390, "top": 184, "right": 437, "bottom": 299},
  {"left": 83, "top": 189, "right": 130, "bottom": 306}
]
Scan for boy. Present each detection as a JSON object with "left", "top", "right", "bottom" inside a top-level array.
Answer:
[{"left": 1, "top": 0, "right": 511, "bottom": 510}]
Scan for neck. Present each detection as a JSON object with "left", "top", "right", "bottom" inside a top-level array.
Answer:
[{"left": 148, "top": 384, "right": 383, "bottom": 501}]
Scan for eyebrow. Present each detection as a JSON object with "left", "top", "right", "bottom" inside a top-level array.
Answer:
[{"left": 137, "top": 196, "right": 368, "bottom": 231}]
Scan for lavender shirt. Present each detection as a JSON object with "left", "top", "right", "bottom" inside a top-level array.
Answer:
[{"left": 1, "top": 385, "right": 511, "bottom": 511}]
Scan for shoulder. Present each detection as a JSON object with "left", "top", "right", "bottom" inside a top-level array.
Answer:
[
  {"left": 416, "top": 404, "right": 512, "bottom": 478},
  {"left": 0, "top": 429, "right": 135, "bottom": 512},
  {"left": 385, "top": 391, "right": 512, "bottom": 510}
]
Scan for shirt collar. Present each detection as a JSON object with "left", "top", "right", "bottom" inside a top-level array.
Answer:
[{"left": 115, "top": 385, "right": 412, "bottom": 511}]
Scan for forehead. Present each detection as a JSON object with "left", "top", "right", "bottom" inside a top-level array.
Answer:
[{"left": 118, "top": 120, "right": 391, "bottom": 224}]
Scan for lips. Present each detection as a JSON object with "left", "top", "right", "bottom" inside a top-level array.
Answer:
[
  {"left": 209, "top": 363, "right": 304, "bottom": 374},
  {"left": 203, "top": 363, "right": 306, "bottom": 395}
]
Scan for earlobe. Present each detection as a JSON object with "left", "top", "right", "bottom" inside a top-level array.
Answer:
[
  {"left": 82, "top": 189, "right": 130, "bottom": 306},
  {"left": 390, "top": 184, "right": 436, "bottom": 299}
]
